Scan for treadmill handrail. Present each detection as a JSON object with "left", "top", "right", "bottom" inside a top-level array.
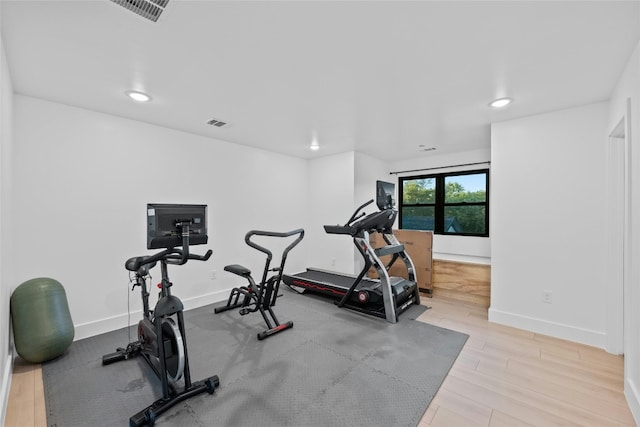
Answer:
[
  {"left": 324, "top": 199, "right": 380, "bottom": 237},
  {"left": 323, "top": 224, "right": 355, "bottom": 235},
  {"left": 346, "top": 199, "right": 374, "bottom": 225},
  {"left": 374, "top": 243, "right": 406, "bottom": 257}
]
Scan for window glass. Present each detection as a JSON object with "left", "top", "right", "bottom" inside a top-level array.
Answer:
[
  {"left": 399, "top": 169, "right": 489, "bottom": 237},
  {"left": 443, "top": 206, "right": 487, "bottom": 234},
  {"left": 401, "top": 206, "right": 435, "bottom": 231},
  {"left": 444, "top": 173, "right": 486, "bottom": 203},
  {"left": 402, "top": 178, "right": 435, "bottom": 204}
]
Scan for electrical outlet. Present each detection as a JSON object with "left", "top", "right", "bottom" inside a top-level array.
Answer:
[
  {"left": 542, "top": 290, "right": 553, "bottom": 304},
  {"left": 210, "top": 270, "right": 217, "bottom": 280}
]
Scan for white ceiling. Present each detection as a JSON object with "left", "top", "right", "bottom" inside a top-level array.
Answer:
[{"left": 2, "top": 1, "right": 639, "bottom": 161}]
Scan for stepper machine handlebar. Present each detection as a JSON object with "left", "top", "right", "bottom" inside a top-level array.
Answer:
[{"left": 244, "top": 228, "right": 305, "bottom": 261}]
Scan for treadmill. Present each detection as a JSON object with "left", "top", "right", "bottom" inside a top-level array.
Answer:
[{"left": 283, "top": 181, "right": 421, "bottom": 323}]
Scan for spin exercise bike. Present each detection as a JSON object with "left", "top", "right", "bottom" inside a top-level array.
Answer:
[
  {"left": 103, "top": 204, "right": 220, "bottom": 427},
  {"left": 214, "top": 228, "right": 304, "bottom": 340}
]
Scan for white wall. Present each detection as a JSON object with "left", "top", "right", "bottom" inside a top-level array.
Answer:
[
  {"left": 354, "top": 152, "right": 390, "bottom": 205},
  {"left": 609, "top": 40, "right": 640, "bottom": 424},
  {"left": 304, "top": 151, "right": 395, "bottom": 275},
  {"left": 489, "top": 102, "right": 608, "bottom": 348},
  {"left": 0, "top": 21, "right": 14, "bottom": 425},
  {"left": 306, "top": 151, "right": 355, "bottom": 273},
  {"left": 12, "top": 95, "right": 309, "bottom": 340},
  {"left": 389, "top": 148, "right": 491, "bottom": 264}
]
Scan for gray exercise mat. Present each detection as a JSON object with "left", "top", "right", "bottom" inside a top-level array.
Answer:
[{"left": 42, "top": 291, "right": 468, "bottom": 426}]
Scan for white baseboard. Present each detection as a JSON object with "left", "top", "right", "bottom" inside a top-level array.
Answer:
[
  {"left": 625, "top": 378, "right": 640, "bottom": 426},
  {"left": 74, "top": 289, "right": 230, "bottom": 341},
  {"left": 488, "top": 307, "right": 606, "bottom": 349},
  {"left": 0, "top": 353, "right": 13, "bottom": 427},
  {"left": 433, "top": 253, "right": 491, "bottom": 265}
]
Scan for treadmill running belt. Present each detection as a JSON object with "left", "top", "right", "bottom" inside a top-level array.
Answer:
[{"left": 292, "top": 270, "right": 378, "bottom": 290}]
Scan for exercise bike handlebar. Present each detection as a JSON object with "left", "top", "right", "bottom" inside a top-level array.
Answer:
[
  {"left": 244, "top": 228, "right": 305, "bottom": 260},
  {"left": 164, "top": 248, "right": 213, "bottom": 265},
  {"left": 127, "top": 221, "right": 213, "bottom": 272},
  {"left": 127, "top": 247, "right": 212, "bottom": 272}
]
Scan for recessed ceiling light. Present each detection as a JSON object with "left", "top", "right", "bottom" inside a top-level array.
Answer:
[
  {"left": 126, "top": 90, "right": 151, "bottom": 102},
  {"left": 489, "top": 97, "right": 512, "bottom": 108},
  {"left": 310, "top": 133, "right": 320, "bottom": 151}
]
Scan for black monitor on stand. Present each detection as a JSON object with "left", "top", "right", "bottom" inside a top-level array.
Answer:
[
  {"left": 376, "top": 180, "right": 396, "bottom": 211},
  {"left": 147, "top": 204, "right": 208, "bottom": 250}
]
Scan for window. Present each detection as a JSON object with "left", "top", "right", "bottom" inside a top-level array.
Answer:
[{"left": 399, "top": 169, "right": 489, "bottom": 236}]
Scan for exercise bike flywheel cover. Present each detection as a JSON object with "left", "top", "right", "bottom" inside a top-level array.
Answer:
[{"left": 161, "top": 317, "right": 185, "bottom": 383}]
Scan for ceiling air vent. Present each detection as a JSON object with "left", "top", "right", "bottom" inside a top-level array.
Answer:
[
  {"left": 418, "top": 145, "right": 437, "bottom": 152},
  {"left": 206, "top": 118, "right": 230, "bottom": 128},
  {"left": 110, "top": 0, "right": 170, "bottom": 23}
]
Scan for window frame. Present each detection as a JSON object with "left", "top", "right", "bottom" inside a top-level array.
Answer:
[{"left": 398, "top": 169, "right": 490, "bottom": 237}]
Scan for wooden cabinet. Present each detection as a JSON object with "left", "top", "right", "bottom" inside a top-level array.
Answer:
[{"left": 432, "top": 259, "right": 490, "bottom": 307}]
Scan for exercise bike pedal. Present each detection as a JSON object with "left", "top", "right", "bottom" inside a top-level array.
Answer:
[
  {"left": 102, "top": 342, "right": 143, "bottom": 365},
  {"left": 239, "top": 308, "right": 250, "bottom": 316},
  {"left": 102, "top": 350, "right": 127, "bottom": 365}
]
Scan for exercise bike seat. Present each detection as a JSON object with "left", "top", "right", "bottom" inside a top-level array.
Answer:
[
  {"left": 125, "top": 256, "right": 156, "bottom": 275},
  {"left": 224, "top": 264, "right": 251, "bottom": 278}
]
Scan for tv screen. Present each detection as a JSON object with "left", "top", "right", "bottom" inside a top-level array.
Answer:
[
  {"left": 147, "top": 204, "right": 208, "bottom": 249},
  {"left": 376, "top": 180, "right": 395, "bottom": 210}
]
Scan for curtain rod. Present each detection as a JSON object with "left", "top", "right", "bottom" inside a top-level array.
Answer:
[{"left": 389, "top": 161, "right": 490, "bottom": 175}]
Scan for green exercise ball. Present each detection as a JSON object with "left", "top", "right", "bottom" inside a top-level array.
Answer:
[{"left": 10, "top": 277, "right": 74, "bottom": 363}]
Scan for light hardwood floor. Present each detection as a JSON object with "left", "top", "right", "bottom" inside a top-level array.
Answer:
[
  {"left": 4, "top": 296, "right": 636, "bottom": 426},
  {"left": 5, "top": 358, "right": 45, "bottom": 427},
  {"left": 416, "top": 297, "right": 634, "bottom": 427}
]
